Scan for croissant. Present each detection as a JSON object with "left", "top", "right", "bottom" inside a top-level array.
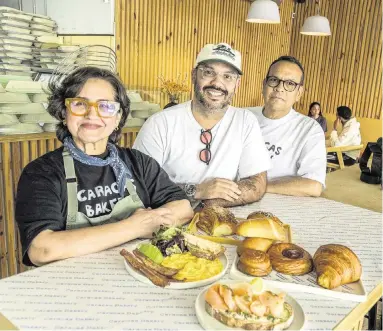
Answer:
[
  {"left": 237, "top": 249, "right": 272, "bottom": 277},
  {"left": 313, "top": 244, "right": 362, "bottom": 289},
  {"left": 197, "top": 206, "right": 238, "bottom": 236}
]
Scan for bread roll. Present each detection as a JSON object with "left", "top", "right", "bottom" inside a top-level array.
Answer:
[
  {"left": 197, "top": 206, "right": 238, "bottom": 236},
  {"left": 247, "top": 211, "right": 283, "bottom": 225},
  {"left": 236, "top": 219, "right": 286, "bottom": 241},
  {"left": 237, "top": 249, "right": 272, "bottom": 276},
  {"left": 237, "top": 237, "right": 274, "bottom": 255}
]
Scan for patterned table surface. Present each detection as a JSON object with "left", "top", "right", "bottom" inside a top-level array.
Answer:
[{"left": 0, "top": 194, "right": 382, "bottom": 330}]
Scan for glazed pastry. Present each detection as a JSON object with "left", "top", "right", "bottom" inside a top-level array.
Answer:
[
  {"left": 247, "top": 211, "right": 278, "bottom": 221},
  {"left": 237, "top": 237, "right": 274, "bottom": 255},
  {"left": 236, "top": 218, "right": 286, "bottom": 241},
  {"left": 197, "top": 206, "right": 238, "bottom": 236},
  {"left": 313, "top": 244, "right": 362, "bottom": 289},
  {"left": 268, "top": 243, "right": 313, "bottom": 276},
  {"left": 237, "top": 249, "right": 272, "bottom": 277}
]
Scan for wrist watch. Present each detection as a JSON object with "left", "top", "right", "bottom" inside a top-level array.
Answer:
[{"left": 184, "top": 184, "right": 197, "bottom": 198}]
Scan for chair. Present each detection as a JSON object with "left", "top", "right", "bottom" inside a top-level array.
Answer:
[{"left": 326, "top": 144, "right": 364, "bottom": 170}]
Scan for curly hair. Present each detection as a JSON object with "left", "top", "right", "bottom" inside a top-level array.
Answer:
[{"left": 47, "top": 66, "right": 130, "bottom": 144}]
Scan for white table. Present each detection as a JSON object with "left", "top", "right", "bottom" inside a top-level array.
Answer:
[{"left": 0, "top": 194, "right": 382, "bottom": 330}]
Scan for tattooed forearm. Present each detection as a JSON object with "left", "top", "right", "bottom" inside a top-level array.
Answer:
[{"left": 202, "top": 172, "right": 267, "bottom": 207}]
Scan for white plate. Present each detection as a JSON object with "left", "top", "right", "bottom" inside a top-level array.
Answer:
[
  {"left": 123, "top": 241, "right": 229, "bottom": 289},
  {"left": 230, "top": 254, "right": 367, "bottom": 302},
  {"left": 0, "top": 123, "right": 43, "bottom": 135},
  {"left": 32, "top": 16, "right": 56, "bottom": 26},
  {"left": 195, "top": 280, "right": 305, "bottom": 331},
  {"left": 0, "top": 103, "right": 46, "bottom": 114}
]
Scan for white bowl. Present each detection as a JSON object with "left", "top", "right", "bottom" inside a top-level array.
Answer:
[
  {"left": 0, "top": 19, "right": 30, "bottom": 28},
  {"left": 31, "top": 94, "right": 49, "bottom": 103},
  {"left": 42, "top": 123, "right": 56, "bottom": 132},
  {"left": 126, "top": 91, "right": 143, "bottom": 103},
  {"left": 3, "top": 51, "right": 33, "bottom": 60},
  {"left": 0, "top": 85, "right": 5, "bottom": 93},
  {"left": 7, "top": 33, "right": 35, "bottom": 41},
  {"left": 0, "top": 75, "right": 32, "bottom": 85},
  {"left": 0, "top": 25, "right": 31, "bottom": 34},
  {"left": 0, "top": 103, "right": 47, "bottom": 114},
  {"left": 30, "top": 24, "right": 55, "bottom": 32},
  {"left": 32, "top": 16, "right": 56, "bottom": 26},
  {"left": 0, "top": 113, "right": 19, "bottom": 125},
  {"left": 130, "top": 101, "right": 151, "bottom": 111},
  {"left": 0, "top": 37, "right": 33, "bottom": 47},
  {"left": 0, "top": 11, "right": 32, "bottom": 22},
  {"left": 131, "top": 110, "right": 150, "bottom": 119},
  {"left": 2, "top": 44, "right": 32, "bottom": 52},
  {"left": 0, "top": 92, "right": 31, "bottom": 103},
  {"left": 36, "top": 35, "right": 63, "bottom": 44},
  {"left": 5, "top": 81, "right": 45, "bottom": 93},
  {"left": 31, "top": 30, "right": 56, "bottom": 37},
  {"left": 0, "top": 64, "right": 31, "bottom": 72},
  {"left": 58, "top": 45, "right": 80, "bottom": 53},
  {"left": 19, "top": 112, "right": 58, "bottom": 124},
  {"left": 124, "top": 118, "right": 145, "bottom": 127},
  {"left": 0, "top": 123, "right": 43, "bottom": 135},
  {"left": 0, "top": 57, "right": 22, "bottom": 64}
]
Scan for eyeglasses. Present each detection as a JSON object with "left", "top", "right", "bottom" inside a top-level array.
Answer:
[
  {"left": 198, "top": 67, "right": 239, "bottom": 83},
  {"left": 65, "top": 98, "right": 121, "bottom": 118},
  {"left": 265, "top": 76, "right": 301, "bottom": 92},
  {"left": 199, "top": 129, "right": 212, "bottom": 165}
]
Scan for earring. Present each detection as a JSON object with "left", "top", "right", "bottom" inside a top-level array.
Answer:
[
  {"left": 114, "top": 126, "right": 119, "bottom": 131},
  {"left": 63, "top": 120, "right": 67, "bottom": 126}
]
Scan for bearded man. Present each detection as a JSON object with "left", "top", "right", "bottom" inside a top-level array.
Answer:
[{"left": 133, "top": 43, "right": 270, "bottom": 207}]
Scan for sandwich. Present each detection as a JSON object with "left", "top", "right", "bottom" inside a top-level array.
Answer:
[{"left": 205, "top": 282, "right": 294, "bottom": 330}]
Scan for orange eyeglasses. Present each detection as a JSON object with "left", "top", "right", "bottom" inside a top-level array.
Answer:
[{"left": 65, "top": 98, "right": 121, "bottom": 118}]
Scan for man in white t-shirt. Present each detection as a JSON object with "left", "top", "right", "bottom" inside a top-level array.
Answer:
[
  {"left": 250, "top": 56, "right": 326, "bottom": 197},
  {"left": 133, "top": 43, "right": 270, "bottom": 207}
]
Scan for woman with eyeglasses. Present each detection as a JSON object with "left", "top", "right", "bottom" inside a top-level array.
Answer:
[
  {"left": 15, "top": 67, "right": 193, "bottom": 267},
  {"left": 308, "top": 102, "right": 327, "bottom": 133}
]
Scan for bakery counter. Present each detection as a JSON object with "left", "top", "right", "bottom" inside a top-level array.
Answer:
[{"left": 0, "top": 194, "right": 381, "bottom": 330}]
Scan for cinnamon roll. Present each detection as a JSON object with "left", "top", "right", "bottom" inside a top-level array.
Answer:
[{"left": 237, "top": 249, "right": 272, "bottom": 277}]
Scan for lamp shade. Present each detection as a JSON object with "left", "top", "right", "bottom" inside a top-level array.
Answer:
[
  {"left": 246, "top": 0, "right": 280, "bottom": 24},
  {"left": 300, "top": 15, "right": 331, "bottom": 36}
]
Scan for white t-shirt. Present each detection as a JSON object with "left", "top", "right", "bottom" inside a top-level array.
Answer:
[
  {"left": 250, "top": 107, "right": 326, "bottom": 186},
  {"left": 133, "top": 101, "right": 271, "bottom": 184}
]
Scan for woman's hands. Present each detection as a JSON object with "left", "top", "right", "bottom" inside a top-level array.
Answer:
[{"left": 129, "top": 207, "right": 176, "bottom": 238}]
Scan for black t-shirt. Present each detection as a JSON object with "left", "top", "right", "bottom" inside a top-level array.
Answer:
[{"left": 15, "top": 146, "right": 187, "bottom": 266}]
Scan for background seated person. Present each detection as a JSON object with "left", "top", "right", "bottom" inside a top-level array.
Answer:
[
  {"left": 308, "top": 101, "right": 327, "bottom": 133},
  {"left": 133, "top": 43, "right": 270, "bottom": 208},
  {"left": 16, "top": 67, "right": 193, "bottom": 267},
  {"left": 251, "top": 56, "right": 326, "bottom": 197},
  {"left": 327, "top": 106, "right": 362, "bottom": 166}
]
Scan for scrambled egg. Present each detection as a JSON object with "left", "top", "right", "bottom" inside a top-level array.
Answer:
[{"left": 161, "top": 252, "right": 223, "bottom": 282}]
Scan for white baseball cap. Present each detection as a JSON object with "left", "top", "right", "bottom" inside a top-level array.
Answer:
[{"left": 194, "top": 43, "right": 242, "bottom": 75}]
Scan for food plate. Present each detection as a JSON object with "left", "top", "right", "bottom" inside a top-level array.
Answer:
[
  {"left": 230, "top": 254, "right": 367, "bottom": 302},
  {"left": 195, "top": 280, "right": 305, "bottom": 331},
  {"left": 123, "top": 241, "right": 229, "bottom": 289}
]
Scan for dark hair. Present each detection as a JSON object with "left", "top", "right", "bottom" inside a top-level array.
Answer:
[
  {"left": 337, "top": 106, "right": 352, "bottom": 120},
  {"left": 266, "top": 55, "right": 305, "bottom": 85},
  {"left": 47, "top": 66, "right": 130, "bottom": 144},
  {"left": 308, "top": 102, "right": 322, "bottom": 117},
  {"left": 163, "top": 101, "right": 178, "bottom": 109}
]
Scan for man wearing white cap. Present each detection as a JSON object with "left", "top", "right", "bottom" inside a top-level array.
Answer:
[{"left": 133, "top": 43, "right": 270, "bottom": 207}]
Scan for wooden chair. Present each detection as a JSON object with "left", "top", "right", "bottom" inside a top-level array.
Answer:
[{"left": 326, "top": 144, "right": 364, "bottom": 170}]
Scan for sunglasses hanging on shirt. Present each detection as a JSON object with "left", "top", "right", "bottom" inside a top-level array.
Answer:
[{"left": 199, "top": 129, "right": 212, "bottom": 165}]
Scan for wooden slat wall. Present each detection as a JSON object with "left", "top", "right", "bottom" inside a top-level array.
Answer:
[
  {"left": 115, "top": 0, "right": 294, "bottom": 108},
  {"left": 0, "top": 128, "right": 140, "bottom": 279},
  {"left": 289, "top": 0, "right": 382, "bottom": 120}
]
